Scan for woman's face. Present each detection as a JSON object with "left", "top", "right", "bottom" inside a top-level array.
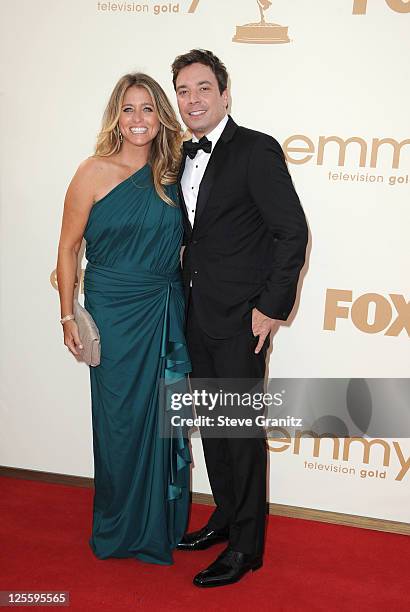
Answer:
[{"left": 118, "top": 86, "right": 160, "bottom": 149}]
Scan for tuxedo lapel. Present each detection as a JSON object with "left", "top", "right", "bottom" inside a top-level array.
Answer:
[
  {"left": 177, "top": 151, "right": 192, "bottom": 232},
  {"left": 194, "top": 116, "right": 238, "bottom": 228},
  {"left": 194, "top": 141, "right": 225, "bottom": 227}
]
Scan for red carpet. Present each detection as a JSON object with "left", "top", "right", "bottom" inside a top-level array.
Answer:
[{"left": 0, "top": 476, "right": 408, "bottom": 611}]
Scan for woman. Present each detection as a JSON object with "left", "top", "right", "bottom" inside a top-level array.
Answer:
[{"left": 56, "top": 73, "right": 191, "bottom": 565}]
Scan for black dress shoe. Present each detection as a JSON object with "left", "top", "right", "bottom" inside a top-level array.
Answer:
[
  {"left": 193, "top": 547, "right": 262, "bottom": 587},
  {"left": 176, "top": 525, "right": 229, "bottom": 551}
]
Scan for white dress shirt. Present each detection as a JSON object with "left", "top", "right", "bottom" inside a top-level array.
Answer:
[{"left": 181, "top": 114, "right": 229, "bottom": 227}]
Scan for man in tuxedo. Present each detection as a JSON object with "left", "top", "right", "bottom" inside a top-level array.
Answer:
[{"left": 172, "top": 49, "right": 308, "bottom": 587}]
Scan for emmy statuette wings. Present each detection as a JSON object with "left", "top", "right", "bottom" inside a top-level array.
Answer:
[{"left": 259, "top": 0, "right": 272, "bottom": 16}]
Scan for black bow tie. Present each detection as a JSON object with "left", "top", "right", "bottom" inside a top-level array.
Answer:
[{"left": 183, "top": 136, "right": 212, "bottom": 159}]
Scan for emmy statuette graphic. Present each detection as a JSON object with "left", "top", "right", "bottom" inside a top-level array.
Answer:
[{"left": 233, "top": 0, "right": 290, "bottom": 44}]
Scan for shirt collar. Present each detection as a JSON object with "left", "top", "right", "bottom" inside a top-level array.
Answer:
[{"left": 192, "top": 114, "right": 229, "bottom": 145}]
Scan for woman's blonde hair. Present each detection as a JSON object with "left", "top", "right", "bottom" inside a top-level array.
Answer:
[{"left": 95, "top": 73, "right": 181, "bottom": 206}]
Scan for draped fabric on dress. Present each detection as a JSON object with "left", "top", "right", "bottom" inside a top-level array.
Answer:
[{"left": 83, "top": 164, "right": 191, "bottom": 565}]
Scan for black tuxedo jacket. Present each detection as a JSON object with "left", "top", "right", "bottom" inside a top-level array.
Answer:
[{"left": 178, "top": 116, "right": 308, "bottom": 339}]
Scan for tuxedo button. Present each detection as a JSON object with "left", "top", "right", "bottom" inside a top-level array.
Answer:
[
  {"left": 192, "top": 240, "right": 198, "bottom": 245},
  {"left": 194, "top": 270, "right": 198, "bottom": 275}
]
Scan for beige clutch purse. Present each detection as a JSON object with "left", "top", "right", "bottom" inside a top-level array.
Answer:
[{"left": 73, "top": 299, "right": 101, "bottom": 367}]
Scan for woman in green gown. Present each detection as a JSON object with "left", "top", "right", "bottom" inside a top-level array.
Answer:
[{"left": 56, "top": 73, "right": 191, "bottom": 565}]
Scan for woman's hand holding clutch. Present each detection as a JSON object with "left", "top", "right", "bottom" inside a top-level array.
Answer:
[{"left": 63, "top": 319, "right": 83, "bottom": 358}]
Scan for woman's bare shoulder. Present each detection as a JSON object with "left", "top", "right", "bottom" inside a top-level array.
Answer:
[
  {"left": 65, "top": 157, "right": 102, "bottom": 202},
  {"left": 75, "top": 155, "right": 112, "bottom": 179},
  {"left": 69, "top": 156, "right": 115, "bottom": 192}
]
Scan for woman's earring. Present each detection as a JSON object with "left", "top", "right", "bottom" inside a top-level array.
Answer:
[{"left": 119, "top": 131, "right": 123, "bottom": 144}]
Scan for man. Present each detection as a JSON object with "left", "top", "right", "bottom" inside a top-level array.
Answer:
[{"left": 172, "top": 49, "right": 308, "bottom": 587}]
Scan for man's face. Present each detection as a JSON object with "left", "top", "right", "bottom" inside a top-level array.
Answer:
[{"left": 175, "top": 63, "right": 228, "bottom": 138}]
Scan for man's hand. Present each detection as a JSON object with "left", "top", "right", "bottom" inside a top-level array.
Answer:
[{"left": 252, "top": 308, "right": 279, "bottom": 354}]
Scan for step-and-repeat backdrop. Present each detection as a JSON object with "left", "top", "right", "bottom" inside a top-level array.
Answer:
[{"left": 1, "top": 0, "right": 409, "bottom": 524}]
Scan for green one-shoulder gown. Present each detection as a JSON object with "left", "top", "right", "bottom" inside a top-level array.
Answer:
[{"left": 83, "top": 163, "right": 191, "bottom": 565}]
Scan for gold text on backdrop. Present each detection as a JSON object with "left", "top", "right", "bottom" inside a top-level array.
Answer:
[
  {"left": 353, "top": 0, "right": 410, "bottom": 14},
  {"left": 268, "top": 429, "right": 410, "bottom": 481},
  {"left": 323, "top": 289, "right": 410, "bottom": 337},
  {"left": 283, "top": 135, "right": 410, "bottom": 169},
  {"left": 188, "top": 0, "right": 200, "bottom": 11}
]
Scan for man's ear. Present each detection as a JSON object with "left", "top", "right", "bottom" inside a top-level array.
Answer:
[{"left": 222, "top": 89, "right": 229, "bottom": 109}]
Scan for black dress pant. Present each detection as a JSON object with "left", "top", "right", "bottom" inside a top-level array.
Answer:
[{"left": 186, "top": 298, "right": 268, "bottom": 557}]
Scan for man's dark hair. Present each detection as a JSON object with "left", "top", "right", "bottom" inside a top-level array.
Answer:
[{"left": 171, "top": 49, "right": 228, "bottom": 94}]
